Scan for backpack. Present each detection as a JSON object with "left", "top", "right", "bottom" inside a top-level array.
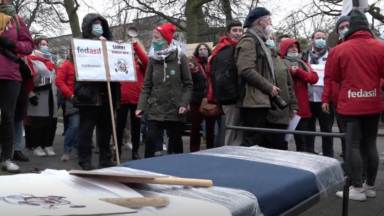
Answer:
[{"left": 210, "top": 44, "right": 238, "bottom": 105}]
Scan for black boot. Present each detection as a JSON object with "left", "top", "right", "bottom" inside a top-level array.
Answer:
[
  {"left": 132, "top": 152, "right": 141, "bottom": 160},
  {"left": 13, "top": 151, "right": 29, "bottom": 162}
]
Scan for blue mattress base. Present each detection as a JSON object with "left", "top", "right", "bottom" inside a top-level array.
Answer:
[{"left": 121, "top": 154, "right": 319, "bottom": 216}]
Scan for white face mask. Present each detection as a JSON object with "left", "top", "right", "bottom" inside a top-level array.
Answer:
[{"left": 262, "top": 20, "right": 273, "bottom": 37}]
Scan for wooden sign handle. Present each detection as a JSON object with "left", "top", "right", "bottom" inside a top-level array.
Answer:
[
  {"left": 103, "top": 176, "right": 213, "bottom": 187},
  {"left": 100, "top": 197, "right": 170, "bottom": 208},
  {"left": 107, "top": 81, "right": 120, "bottom": 165}
]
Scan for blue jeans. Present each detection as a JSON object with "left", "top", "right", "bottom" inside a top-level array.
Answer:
[
  {"left": 13, "top": 120, "right": 23, "bottom": 151},
  {"left": 63, "top": 113, "right": 80, "bottom": 154}
]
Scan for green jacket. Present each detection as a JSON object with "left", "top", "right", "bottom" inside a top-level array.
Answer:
[{"left": 137, "top": 51, "right": 193, "bottom": 122}]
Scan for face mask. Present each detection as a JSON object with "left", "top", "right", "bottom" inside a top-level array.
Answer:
[
  {"left": 339, "top": 28, "right": 348, "bottom": 39},
  {"left": 199, "top": 50, "right": 208, "bottom": 58},
  {"left": 315, "top": 39, "right": 326, "bottom": 49},
  {"left": 266, "top": 40, "right": 275, "bottom": 49},
  {"left": 152, "top": 41, "right": 165, "bottom": 51},
  {"left": 264, "top": 25, "right": 274, "bottom": 37},
  {"left": 91, "top": 24, "right": 103, "bottom": 37},
  {"left": 40, "top": 45, "right": 49, "bottom": 54},
  {"left": 287, "top": 52, "right": 299, "bottom": 58}
]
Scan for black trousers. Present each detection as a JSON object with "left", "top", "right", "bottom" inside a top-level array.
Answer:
[
  {"left": 59, "top": 104, "right": 69, "bottom": 133},
  {"left": 340, "top": 113, "right": 380, "bottom": 187},
  {"left": 145, "top": 121, "right": 184, "bottom": 158},
  {"left": 305, "top": 102, "right": 334, "bottom": 157},
  {"left": 24, "top": 125, "right": 32, "bottom": 149},
  {"left": 77, "top": 105, "right": 113, "bottom": 166},
  {"left": 262, "top": 122, "right": 288, "bottom": 150},
  {"left": 331, "top": 105, "right": 346, "bottom": 157},
  {"left": 294, "top": 118, "right": 309, "bottom": 152},
  {"left": 116, "top": 104, "right": 140, "bottom": 156},
  {"left": 31, "top": 117, "right": 57, "bottom": 148},
  {"left": 240, "top": 108, "right": 269, "bottom": 147},
  {"left": 0, "top": 80, "right": 21, "bottom": 161}
]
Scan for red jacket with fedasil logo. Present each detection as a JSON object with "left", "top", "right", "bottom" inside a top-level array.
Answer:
[{"left": 329, "top": 31, "right": 384, "bottom": 115}]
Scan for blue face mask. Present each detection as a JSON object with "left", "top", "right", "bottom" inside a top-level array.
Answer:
[
  {"left": 315, "top": 39, "right": 326, "bottom": 49},
  {"left": 152, "top": 41, "right": 165, "bottom": 51},
  {"left": 92, "top": 24, "right": 103, "bottom": 37},
  {"left": 287, "top": 52, "right": 299, "bottom": 58},
  {"left": 339, "top": 28, "right": 348, "bottom": 40},
  {"left": 266, "top": 40, "right": 275, "bottom": 49},
  {"left": 40, "top": 45, "right": 49, "bottom": 54}
]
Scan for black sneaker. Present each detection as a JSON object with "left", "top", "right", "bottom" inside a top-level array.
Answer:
[
  {"left": 13, "top": 151, "right": 29, "bottom": 162},
  {"left": 78, "top": 162, "right": 96, "bottom": 171},
  {"left": 98, "top": 161, "right": 116, "bottom": 169}
]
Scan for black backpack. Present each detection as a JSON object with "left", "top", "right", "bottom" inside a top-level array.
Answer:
[{"left": 210, "top": 44, "right": 238, "bottom": 105}]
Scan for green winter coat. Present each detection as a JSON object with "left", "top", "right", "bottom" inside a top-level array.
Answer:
[{"left": 137, "top": 50, "right": 193, "bottom": 122}]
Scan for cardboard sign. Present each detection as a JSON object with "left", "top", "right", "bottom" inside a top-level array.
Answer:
[
  {"left": 69, "top": 170, "right": 169, "bottom": 179},
  {"left": 311, "top": 64, "right": 325, "bottom": 86},
  {"left": 71, "top": 38, "right": 137, "bottom": 82},
  {"left": 184, "top": 42, "right": 214, "bottom": 57}
]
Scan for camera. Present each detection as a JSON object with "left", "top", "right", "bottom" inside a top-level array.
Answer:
[{"left": 270, "top": 95, "right": 288, "bottom": 110}]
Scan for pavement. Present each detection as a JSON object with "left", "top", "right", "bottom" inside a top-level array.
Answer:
[{"left": 2, "top": 122, "right": 384, "bottom": 216}]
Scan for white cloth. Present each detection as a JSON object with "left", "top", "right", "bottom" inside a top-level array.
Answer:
[{"left": 307, "top": 49, "right": 328, "bottom": 102}]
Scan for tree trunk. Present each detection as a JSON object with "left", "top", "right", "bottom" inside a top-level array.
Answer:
[
  {"left": 185, "top": 0, "right": 199, "bottom": 43},
  {"left": 63, "top": 0, "right": 81, "bottom": 37},
  {"left": 220, "top": 0, "right": 232, "bottom": 25}
]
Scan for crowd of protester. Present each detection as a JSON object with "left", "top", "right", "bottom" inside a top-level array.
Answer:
[{"left": 0, "top": 0, "right": 384, "bottom": 202}]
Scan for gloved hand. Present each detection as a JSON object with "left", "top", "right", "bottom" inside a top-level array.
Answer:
[
  {"left": 29, "top": 96, "right": 39, "bottom": 106},
  {"left": 0, "top": 36, "right": 17, "bottom": 50}
]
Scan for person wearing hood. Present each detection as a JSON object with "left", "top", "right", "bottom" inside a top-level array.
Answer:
[
  {"left": 302, "top": 30, "right": 334, "bottom": 157},
  {"left": 331, "top": 9, "right": 384, "bottom": 201},
  {"left": 206, "top": 20, "right": 243, "bottom": 147},
  {"left": 25, "top": 38, "right": 58, "bottom": 158},
  {"left": 280, "top": 39, "right": 319, "bottom": 152},
  {"left": 235, "top": 7, "right": 281, "bottom": 147},
  {"left": 322, "top": 16, "right": 349, "bottom": 159},
  {"left": 74, "top": 13, "right": 120, "bottom": 170},
  {"left": 0, "top": 0, "right": 33, "bottom": 173},
  {"left": 135, "top": 23, "right": 193, "bottom": 158},
  {"left": 262, "top": 35, "right": 298, "bottom": 150}
]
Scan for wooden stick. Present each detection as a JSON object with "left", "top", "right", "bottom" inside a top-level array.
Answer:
[
  {"left": 100, "top": 197, "right": 170, "bottom": 208},
  {"left": 107, "top": 81, "right": 120, "bottom": 165},
  {"left": 101, "top": 176, "right": 213, "bottom": 187}
]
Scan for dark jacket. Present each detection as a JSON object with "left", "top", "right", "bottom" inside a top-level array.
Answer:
[
  {"left": 190, "top": 56, "right": 208, "bottom": 103},
  {"left": 73, "top": 13, "right": 120, "bottom": 107},
  {"left": 137, "top": 50, "right": 193, "bottom": 122}
]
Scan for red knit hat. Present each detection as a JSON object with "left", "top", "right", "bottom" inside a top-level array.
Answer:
[{"left": 154, "top": 23, "right": 176, "bottom": 44}]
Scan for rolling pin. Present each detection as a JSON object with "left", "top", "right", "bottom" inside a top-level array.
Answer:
[
  {"left": 100, "top": 197, "right": 170, "bottom": 208},
  {"left": 101, "top": 176, "right": 213, "bottom": 187}
]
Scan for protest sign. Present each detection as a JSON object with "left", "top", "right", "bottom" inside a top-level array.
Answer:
[
  {"left": 71, "top": 38, "right": 137, "bottom": 82},
  {"left": 311, "top": 64, "right": 325, "bottom": 86}
]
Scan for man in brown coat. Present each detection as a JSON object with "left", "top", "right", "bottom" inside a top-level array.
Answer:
[{"left": 235, "top": 7, "right": 280, "bottom": 147}]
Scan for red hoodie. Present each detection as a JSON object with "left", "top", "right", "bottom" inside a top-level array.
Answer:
[
  {"left": 280, "top": 39, "right": 319, "bottom": 118},
  {"left": 329, "top": 31, "right": 384, "bottom": 115},
  {"left": 120, "top": 43, "right": 149, "bottom": 104},
  {"left": 55, "top": 60, "right": 76, "bottom": 99},
  {"left": 206, "top": 36, "right": 238, "bottom": 103}
]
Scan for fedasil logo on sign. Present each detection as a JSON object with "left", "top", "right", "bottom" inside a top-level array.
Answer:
[
  {"left": 348, "top": 89, "right": 377, "bottom": 98},
  {"left": 77, "top": 47, "right": 102, "bottom": 55}
]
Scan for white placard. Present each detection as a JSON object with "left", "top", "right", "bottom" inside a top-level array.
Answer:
[
  {"left": 106, "top": 42, "right": 137, "bottom": 82},
  {"left": 0, "top": 174, "right": 136, "bottom": 216},
  {"left": 311, "top": 64, "right": 325, "bottom": 86},
  {"left": 72, "top": 39, "right": 106, "bottom": 81},
  {"left": 285, "top": 115, "right": 301, "bottom": 142},
  {"left": 342, "top": 0, "right": 353, "bottom": 16},
  {"left": 173, "top": 40, "right": 186, "bottom": 53}
]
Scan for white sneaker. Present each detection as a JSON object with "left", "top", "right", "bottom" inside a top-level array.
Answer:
[
  {"left": 163, "top": 144, "right": 167, "bottom": 151},
  {"left": 44, "top": 147, "right": 55, "bottom": 156},
  {"left": 336, "top": 186, "right": 367, "bottom": 201},
  {"left": 363, "top": 183, "right": 376, "bottom": 198},
  {"left": 123, "top": 142, "right": 133, "bottom": 151},
  {"left": 1, "top": 160, "right": 20, "bottom": 173},
  {"left": 34, "top": 147, "right": 47, "bottom": 157}
]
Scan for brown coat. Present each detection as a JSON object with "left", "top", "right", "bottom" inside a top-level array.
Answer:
[
  {"left": 235, "top": 33, "right": 274, "bottom": 108},
  {"left": 267, "top": 57, "right": 299, "bottom": 125}
]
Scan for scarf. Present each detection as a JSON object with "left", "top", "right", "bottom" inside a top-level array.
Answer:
[
  {"left": 284, "top": 53, "right": 311, "bottom": 73},
  {"left": 308, "top": 47, "right": 327, "bottom": 64},
  {"left": 28, "top": 50, "right": 56, "bottom": 88},
  {"left": 206, "top": 36, "right": 237, "bottom": 74},
  {"left": 0, "top": 5, "right": 16, "bottom": 16},
  {"left": 148, "top": 41, "right": 181, "bottom": 82}
]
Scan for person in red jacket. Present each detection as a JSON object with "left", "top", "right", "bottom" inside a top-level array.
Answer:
[
  {"left": 115, "top": 39, "right": 149, "bottom": 161},
  {"left": 280, "top": 39, "right": 319, "bottom": 152},
  {"left": 322, "top": 16, "right": 349, "bottom": 159},
  {"left": 331, "top": 9, "right": 384, "bottom": 201},
  {"left": 55, "top": 51, "right": 79, "bottom": 162}
]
